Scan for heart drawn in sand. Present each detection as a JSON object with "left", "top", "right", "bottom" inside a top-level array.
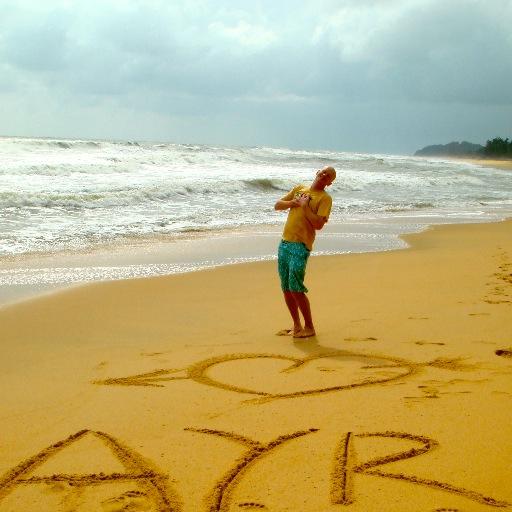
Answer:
[{"left": 95, "top": 350, "right": 434, "bottom": 400}]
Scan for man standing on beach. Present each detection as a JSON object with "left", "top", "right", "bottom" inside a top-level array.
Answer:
[{"left": 274, "top": 166, "right": 336, "bottom": 339}]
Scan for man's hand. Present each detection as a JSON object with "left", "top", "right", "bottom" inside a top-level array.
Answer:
[
  {"left": 296, "top": 193, "right": 310, "bottom": 207},
  {"left": 274, "top": 192, "right": 310, "bottom": 211}
]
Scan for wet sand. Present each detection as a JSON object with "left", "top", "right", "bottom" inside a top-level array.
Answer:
[
  {"left": 443, "top": 157, "right": 512, "bottom": 171},
  {"left": 0, "top": 220, "right": 511, "bottom": 511}
]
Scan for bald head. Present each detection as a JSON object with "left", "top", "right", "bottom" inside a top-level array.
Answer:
[
  {"left": 312, "top": 166, "right": 336, "bottom": 190},
  {"left": 323, "top": 166, "right": 336, "bottom": 180}
]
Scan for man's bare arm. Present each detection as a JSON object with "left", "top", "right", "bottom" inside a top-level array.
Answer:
[
  {"left": 294, "top": 194, "right": 327, "bottom": 230},
  {"left": 274, "top": 198, "right": 301, "bottom": 211},
  {"left": 274, "top": 190, "right": 309, "bottom": 210},
  {"left": 302, "top": 203, "right": 327, "bottom": 230}
]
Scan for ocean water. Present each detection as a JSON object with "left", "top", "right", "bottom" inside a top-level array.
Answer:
[{"left": 1, "top": 136, "right": 511, "bottom": 302}]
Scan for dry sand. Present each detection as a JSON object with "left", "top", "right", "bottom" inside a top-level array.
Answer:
[{"left": 0, "top": 220, "right": 511, "bottom": 511}]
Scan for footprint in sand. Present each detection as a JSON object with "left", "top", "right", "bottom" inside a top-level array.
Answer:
[
  {"left": 483, "top": 251, "right": 512, "bottom": 304},
  {"left": 343, "top": 336, "right": 378, "bottom": 342},
  {"left": 102, "top": 490, "right": 150, "bottom": 511}
]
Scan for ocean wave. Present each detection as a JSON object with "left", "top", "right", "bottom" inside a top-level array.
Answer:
[
  {"left": 2, "top": 136, "right": 512, "bottom": 259},
  {"left": 242, "top": 178, "right": 287, "bottom": 191},
  {"left": 0, "top": 176, "right": 301, "bottom": 209},
  {"left": 0, "top": 181, "right": 261, "bottom": 209},
  {"left": 332, "top": 200, "right": 439, "bottom": 214},
  {"left": 0, "top": 191, "right": 109, "bottom": 209},
  {"left": 0, "top": 164, "right": 116, "bottom": 176},
  {"left": 175, "top": 226, "right": 217, "bottom": 233},
  {"left": 385, "top": 202, "right": 435, "bottom": 212},
  {"left": 1, "top": 137, "right": 143, "bottom": 152}
]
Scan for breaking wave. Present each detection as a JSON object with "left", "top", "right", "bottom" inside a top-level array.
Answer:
[{"left": 1, "top": 135, "right": 512, "bottom": 257}]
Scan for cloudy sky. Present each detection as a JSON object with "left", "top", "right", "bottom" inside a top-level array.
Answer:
[{"left": 1, "top": 0, "right": 511, "bottom": 154}]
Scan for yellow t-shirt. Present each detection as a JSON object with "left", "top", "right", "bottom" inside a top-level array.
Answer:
[{"left": 281, "top": 184, "right": 333, "bottom": 250}]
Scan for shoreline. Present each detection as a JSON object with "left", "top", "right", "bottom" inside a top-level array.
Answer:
[
  {"left": 3, "top": 210, "right": 512, "bottom": 309},
  {"left": 1, "top": 212, "right": 511, "bottom": 309},
  {"left": 0, "top": 218, "right": 510, "bottom": 511},
  {"left": 426, "top": 155, "right": 512, "bottom": 170}
]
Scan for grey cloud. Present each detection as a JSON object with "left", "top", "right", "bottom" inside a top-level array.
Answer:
[
  {"left": 316, "top": 0, "right": 512, "bottom": 104},
  {"left": 4, "top": 0, "right": 511, "bottom": 106},
  {"left": 1, "top": 7, "right": 71, "bottom": 72},
  {"left": 0, "top": 0, "right": 510, "bottom": 153}
]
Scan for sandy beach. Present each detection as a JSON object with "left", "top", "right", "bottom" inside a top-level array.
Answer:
[
  {"left": 2, "top": 1, "right": 511, "bottom": 509},
  {"left": 472, "top": 159, "right": 512, "bottom": 171},
  {"left": 445, "top": 157, "right": 512, "bottom": 171},
  {"left": 0, "top": 219, "right": 511, "bottom": 511}
]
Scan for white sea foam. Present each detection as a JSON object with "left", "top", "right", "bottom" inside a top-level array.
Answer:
[{"left": 1, "top": 135, "right": 511, "bottom": 265}]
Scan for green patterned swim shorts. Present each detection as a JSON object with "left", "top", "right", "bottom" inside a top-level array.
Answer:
[{"left": 278, "top": 240, "right": 310, "bottom": 293}]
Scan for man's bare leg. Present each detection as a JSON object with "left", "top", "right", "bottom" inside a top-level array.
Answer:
[
  {"left": 291, "top": 292, "right": 315, "bottom": 338},
  {"left": 282, "top": 291, "right": 303, "bottom": 335}
]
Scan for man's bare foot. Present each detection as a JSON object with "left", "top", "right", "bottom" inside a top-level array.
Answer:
[
  {"left": 275, "top": 328, "right": 302, "bottom": 336},
  {"left": 293, "top": 328, "right": 316, "bottom": 339}
]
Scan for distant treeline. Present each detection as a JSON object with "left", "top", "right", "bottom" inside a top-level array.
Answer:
[
  {"left": 483, "top": 137, "right": 512, "bottom": 157},
  {"left": 415, "top": 137, "right": 512, "bottom": 158}
]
